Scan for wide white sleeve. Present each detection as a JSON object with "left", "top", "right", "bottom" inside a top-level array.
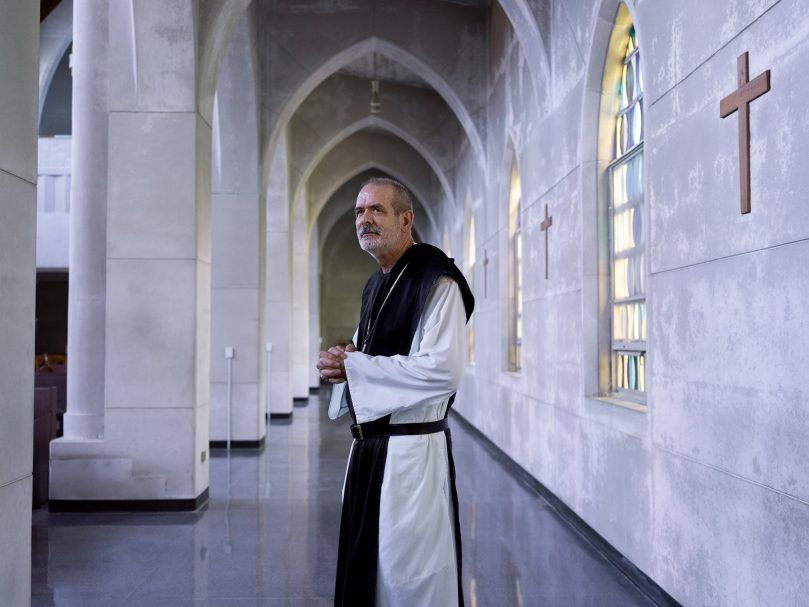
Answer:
[
  {"left": 343, "top": 277, "right": 467, "bottom": 424},
  {"left": 327, "top": 329, "right": 359, "bottom": 420}
]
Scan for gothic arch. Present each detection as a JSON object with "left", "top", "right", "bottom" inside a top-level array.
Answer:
[
  {"left": 197, "top": 0, "right": 255, "bottom": 123},
  {"left": 292, "top": 115, "right": 455, "bottom": 217},
  {"left": 211, "top": 13, "right": 259, "bottom": 195},
  {"left": 262, "top": 37, "right": 487, "bottom": 194},
  {"left": 497, "top": 0, "right": 552, "bottom": 105},
  {"left": 38, "top": 0, "right": 73, "bottom": 120}
]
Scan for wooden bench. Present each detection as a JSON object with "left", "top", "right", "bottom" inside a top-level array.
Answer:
[{"left": 33, "top": 386, "right": 59, "bottom": 507}]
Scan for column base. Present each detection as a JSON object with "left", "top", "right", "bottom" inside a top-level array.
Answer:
[
  {"left": 49, "top": 488, "right": 209, "bottom": 512},
  {"left": 49, "top": 429, "right": 206, "bottom": 502},
  {"left": 269, "top": 412, "right": 293, "bottom": 426},
  {"left": 209, "top": 437, "right": 265, "bottom": 449},
  {"left": 62, "top": 411, "right": 104, "bottom": 440}
]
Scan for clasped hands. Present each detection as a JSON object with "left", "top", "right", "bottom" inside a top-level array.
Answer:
[{"left": 316, "top": 342, "right": 356, "bottom": 384}]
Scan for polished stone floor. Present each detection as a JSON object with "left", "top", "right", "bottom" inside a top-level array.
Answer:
[{"left": 31, "top": 390, "right": 655, "bottom": 606}]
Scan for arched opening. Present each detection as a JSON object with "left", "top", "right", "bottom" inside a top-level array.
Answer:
[{"left": 598, "top": 3, "right": 647, "bottom": 400}]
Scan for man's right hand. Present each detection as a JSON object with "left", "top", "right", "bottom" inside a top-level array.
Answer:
[{"left": 316, "top": 342, "right": 356, "bottom": 384}]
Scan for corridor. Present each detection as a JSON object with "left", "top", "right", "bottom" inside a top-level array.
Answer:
[{"left": 31, "top": 389, "right": 655, "bottom": 607}]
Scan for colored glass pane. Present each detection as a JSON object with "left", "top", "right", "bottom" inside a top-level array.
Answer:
[
  {"left": 613, "top": 351, "right": 646, "bottom": 391},
  {"left": 625, "top": 58, "right": 636, "bottom": 102},
  {"left": 508, "top": 159, "right": 522, "bottom": 372},
  {"left": 468, "top": 217, "right": 475, "bottom": 363},
  {"left": 620, "top": 63, "right": 629, "bottom": 109},
  {"left": 608, "top": 11, "right": 646, "bottom": 397},
  {"left": 612, "top": 302, "right": 646, "bottom": 341}
]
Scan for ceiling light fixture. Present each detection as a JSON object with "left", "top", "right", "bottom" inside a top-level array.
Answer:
[{"left": 370, "top": 53, "right": 381, "bottom": 114}]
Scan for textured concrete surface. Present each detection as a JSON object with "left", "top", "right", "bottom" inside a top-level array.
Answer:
[{"left": 0, "top": 2, "right": 38, "bottom": 605}]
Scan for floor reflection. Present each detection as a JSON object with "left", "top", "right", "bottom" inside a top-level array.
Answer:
[{"left": 31, "top": 390, "right": 654, "bottom": 606}]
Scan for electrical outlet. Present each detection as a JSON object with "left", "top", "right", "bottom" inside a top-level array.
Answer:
[{"left": 201, "top": 450, "right": 207, "bottom": 463}]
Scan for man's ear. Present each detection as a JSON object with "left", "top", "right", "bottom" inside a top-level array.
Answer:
[{"left": 401, "top": 209, "right": 414, "bottom": 231}]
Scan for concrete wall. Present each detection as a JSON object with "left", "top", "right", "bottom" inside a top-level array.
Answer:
[
  {"left": 454, "top": 1, "right": 809, "bottom": 605},
  {"left": 0, "top": 3, "right": 38, "bottom": 604}
]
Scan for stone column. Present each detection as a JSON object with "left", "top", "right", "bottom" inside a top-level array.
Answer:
[
  {"left": 0, "top": 3, "right": 38, "bottom": 604},
  {"left": 308, "top": 224, "right": 322, "bottom": 389},
  {"left": 64, "top": 0, "right": 108, "bottom": 440},
  {"left": 265, "top": 132, "right": 293, "bottom": 417},
  {"left": 51, "top": 0, "right": 210, "bottom": 503},
  {"left": 291, "top": 201, "right": 310, "bottom": 400},
  {"left": 209, "top": 13, "right": 263, "bottom": 444}
]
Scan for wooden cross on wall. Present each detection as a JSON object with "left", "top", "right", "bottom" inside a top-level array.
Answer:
[
  {"left": 540, "top": 204, "right": 552, "bottom": 280},
  {"left": 720, "top": 52, "right": 771, "bottom": 214}
]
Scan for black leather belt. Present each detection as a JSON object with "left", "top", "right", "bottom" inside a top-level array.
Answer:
[{"left": 350, "top": 417, "right": 449, "bottom": 441}]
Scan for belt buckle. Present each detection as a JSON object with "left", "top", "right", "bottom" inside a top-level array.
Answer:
[{"left": 351, "top": 423, "right": 364, "bottom": 440}]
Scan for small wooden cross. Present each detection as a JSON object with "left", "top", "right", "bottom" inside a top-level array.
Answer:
[
  {"left": 719, "top": 52, "right": 771, "bottom": 214},
  {"left": 482, "top": 249, "right": 489, "bottom": 297},
  {"left": 540, "top": 204, "right": 553, "bottom": 280}
]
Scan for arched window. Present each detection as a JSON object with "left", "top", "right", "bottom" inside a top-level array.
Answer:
[
  {"left": 466, "top": 215, "right": 476, "bottom": 364},
  {"left": 508, "top": 158, "right": 522, "bottom": 372},
  {"left": 606, "top": 6, "right": 646, "bottom": 398}
]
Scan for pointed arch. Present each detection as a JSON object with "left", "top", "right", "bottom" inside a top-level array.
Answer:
[
  {"left": 497, "top": 0, "right": 552, "bottom": 105},
  {"left": 291, "top": 115, "right": 455, "bottom": 217},
  {"left": 262, "top": 37, "right": 487, "bottom": 194},
  {"left": 39, "top": 0, "right": 73, "bottom": 121},
  {"left": 197, "top": 0, "right": 255, "bottom": 124}
]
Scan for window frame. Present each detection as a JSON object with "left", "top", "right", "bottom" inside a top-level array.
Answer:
[
  {"left": 605, "top": 20, "right": 647, "bottom": 404},
  {"left": 507, "top": 158, "right": 523, "bottom": 373}
]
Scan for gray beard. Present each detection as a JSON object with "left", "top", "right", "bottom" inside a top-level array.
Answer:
[{"left": 358, "top": 231, "right": 391, "bottom": 254}]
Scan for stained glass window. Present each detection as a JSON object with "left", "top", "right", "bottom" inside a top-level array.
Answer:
[
  {"left": 608, "top": 18, "right": 646, "bottom": 397},
  {"left": 467, "top": 216, "right": 476, "bottom": 364},
  {"left": 508, "top": 159, "right": 522, "bottom": 372}
]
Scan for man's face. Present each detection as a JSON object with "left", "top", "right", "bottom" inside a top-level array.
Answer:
[{"left": 355, "top": 184, "right": 408, "bottom": 255}]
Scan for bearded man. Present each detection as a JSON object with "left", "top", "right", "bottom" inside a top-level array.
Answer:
[{"left": 317, "top": 177, "right": 474, "bottom": 607}]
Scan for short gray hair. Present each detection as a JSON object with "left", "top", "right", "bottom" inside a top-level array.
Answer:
[{"left": 361, "top": 177, "right": 414, "bottom": 215}]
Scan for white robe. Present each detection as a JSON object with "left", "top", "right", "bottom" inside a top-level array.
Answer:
[{"left": 328, "top": 276, "right": 468, "bottom": 607}]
